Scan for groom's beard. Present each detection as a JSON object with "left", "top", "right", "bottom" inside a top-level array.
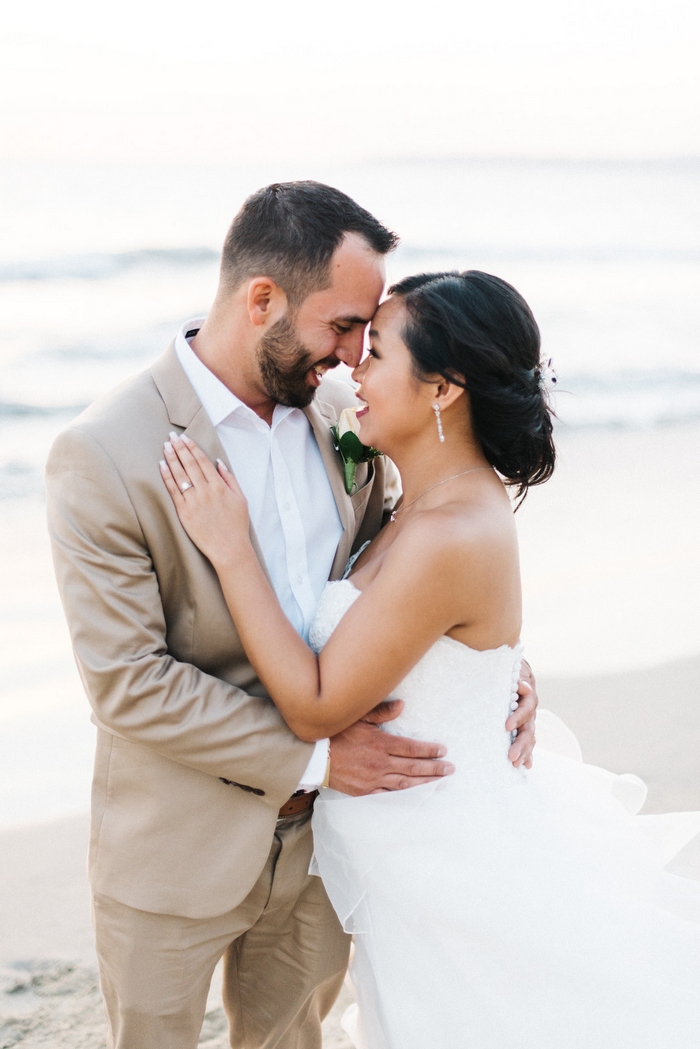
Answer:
[{"left": 257, "top": 314, "right": 339, "bottom": 409}]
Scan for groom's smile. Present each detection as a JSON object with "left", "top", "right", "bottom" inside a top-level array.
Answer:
[
  {"left": 190, "top": 230, "right": 387, "bottom": 424},
  {"left": 286, "top": 231, "right": 387, "bottom": 387}
]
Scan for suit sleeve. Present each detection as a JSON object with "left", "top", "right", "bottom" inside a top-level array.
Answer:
[{"left": 46, "top": 426, "right": 313, "bottom": 806}]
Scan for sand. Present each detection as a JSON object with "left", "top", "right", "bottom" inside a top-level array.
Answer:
[
  {"left": 1, "top": 657, "right": 699, "bottom": 1048},
  {"left": 1, "top": 418, "right": 698, "bottom": 1045},
  {"left": 0, "top": 812, "right": 354, "bottom": 1049}
]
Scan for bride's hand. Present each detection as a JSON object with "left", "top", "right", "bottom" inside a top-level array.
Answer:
[{"left": 160, "top": 432, "right": 249, "bottom": 568}]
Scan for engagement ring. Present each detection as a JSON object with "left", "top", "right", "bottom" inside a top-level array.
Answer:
[{"left": 181, "top": 481, "right": 193, "bottom": 492}]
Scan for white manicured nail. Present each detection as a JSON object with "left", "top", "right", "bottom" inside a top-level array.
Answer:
[{"left": 164, "top": 441, "right": 173, "bottom": 453}]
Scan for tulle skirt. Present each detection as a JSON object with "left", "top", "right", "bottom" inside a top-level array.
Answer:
[{"left": 311, "top": 713, "right": 700, "bottom": 1049}]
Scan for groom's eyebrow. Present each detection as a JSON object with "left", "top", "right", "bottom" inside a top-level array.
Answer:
[{"left": 337, "top": 314, "right": 372, "bottom": 325}]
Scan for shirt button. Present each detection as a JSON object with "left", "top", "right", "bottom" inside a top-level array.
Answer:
[{"left": 297, "top": 574, "right": 304, "bottom": 584}]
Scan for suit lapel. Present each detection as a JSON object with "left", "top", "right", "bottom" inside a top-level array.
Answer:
[
  {"left": 152, "top": 345, "right": 363, "bottom": 582},
  {"left": 303, "top": 396, "right": 357, "bottom": 578},
  {"left": 150, "top": 343, "right": 272, "bottom": 582}
]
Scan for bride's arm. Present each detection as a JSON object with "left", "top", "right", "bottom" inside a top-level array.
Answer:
[{"left": 161, "top": 434, "right": 468, "bottom": 742}]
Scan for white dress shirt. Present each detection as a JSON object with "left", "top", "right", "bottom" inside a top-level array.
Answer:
[{"left": 175, "top": 318, "right": 340, "bottom": 790}]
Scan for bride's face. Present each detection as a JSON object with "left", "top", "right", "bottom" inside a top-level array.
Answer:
[{"left": 351, "top": 296, "right": 435, "bottom": 453}]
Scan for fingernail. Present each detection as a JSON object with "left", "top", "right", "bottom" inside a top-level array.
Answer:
[
  {"left": 181, "top": 433, "right": 192, "bottom": 444},
  {"left": 159, "top": 460, "right": 167, "bottom": 470},
  {"left": 436, "top": 745, "right": 447, "bottom": 757},
  {"left": 169, "top": 431, "right": 180, "bottom": 442},
  {"left": 217, "top": 458, "right": 228, "bottom": 471},
  {"left": 442, "top": 763, "right": 455, "bottom": 775},
  {"left": 164, "top": 441, "right": 173, "bottom": 453}
]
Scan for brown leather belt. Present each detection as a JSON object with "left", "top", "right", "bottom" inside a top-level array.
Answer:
[{"left": 277, "top": 790, "right": 318, "bottom": 819}]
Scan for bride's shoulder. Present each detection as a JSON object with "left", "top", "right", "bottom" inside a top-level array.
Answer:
[{"left": 388, "top": 499, "right": 516, "bottom": 578}]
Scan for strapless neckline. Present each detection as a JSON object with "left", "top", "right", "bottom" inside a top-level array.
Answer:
[
  {"left": 309, "top": 579, "right": 525, "bottom": 798},
  {"left": 331, "top": 577, "right": 520, "bottom": 660}
]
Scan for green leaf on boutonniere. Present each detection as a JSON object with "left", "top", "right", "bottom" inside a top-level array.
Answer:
[{"left": 331, "top": 408, "right": 382, "bottom": 494}]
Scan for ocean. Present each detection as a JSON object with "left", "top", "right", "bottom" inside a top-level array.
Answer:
[
  {"left": 2, "top": 156, "right": 700, "bottom": 503},
  {"left": 1, "top": 156, "right": 699, "bottom": 827}
]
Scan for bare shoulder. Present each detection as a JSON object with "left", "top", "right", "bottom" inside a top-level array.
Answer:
[{"left": 392, "top": 486, "right": 515, "bottom": 569}]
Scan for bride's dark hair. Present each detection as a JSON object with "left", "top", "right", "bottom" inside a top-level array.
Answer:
[{"left": 389, "top": 270, "right": 556, "bottom": 505}]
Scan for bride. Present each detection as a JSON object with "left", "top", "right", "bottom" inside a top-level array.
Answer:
[{"left": 161, "top": 270, "right": 700, "bottom": 1048}]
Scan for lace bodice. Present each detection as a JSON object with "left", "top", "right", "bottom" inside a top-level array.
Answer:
[{"left": 309, "top": 580, "right": 525, "bottom": 792}]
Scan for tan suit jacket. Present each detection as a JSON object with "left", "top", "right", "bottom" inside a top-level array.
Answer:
[{"left": 46, "top": 344, "right": 397, "bottom": 918}]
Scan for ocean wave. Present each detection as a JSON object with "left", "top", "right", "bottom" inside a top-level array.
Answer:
[
  {"left": 1, "top": 243, "right": 699, "bottom": 285},
  {"left": 0, "top": 461, "right": 45, "bottom": 500},
  {"left": 2, "top": 372, "right": 700, "bottom": 434},
  {"left": 555, "top": 371, "right": 700, "bottom": 430},
  {"left": 0, "top": 400, "right": 87, "bottom": 419},
  {"left": 0, "top": 247, "right": 219, "bottom": 283},
  {"left": 396, "top": 245, "right": 700, "bottom": 264}
]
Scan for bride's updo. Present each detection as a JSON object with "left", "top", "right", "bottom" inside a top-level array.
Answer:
[{"left": 389, "top": 270, "right": 556, "bottom": 503}]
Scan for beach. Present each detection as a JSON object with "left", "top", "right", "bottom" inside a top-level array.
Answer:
[
  {"left": 1, "top": 418, "right": 699, "bottom": 1046},
  {"left": 2, "top": 650, "right": 698, "bottom": 1047},
  {"left": 1, "top": 156, "right": 699, "bottom": 1045}
]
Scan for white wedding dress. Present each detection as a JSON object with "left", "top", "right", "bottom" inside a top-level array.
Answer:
[{"left": 309, "top": 580, "right": 700, "bottom": 1049}]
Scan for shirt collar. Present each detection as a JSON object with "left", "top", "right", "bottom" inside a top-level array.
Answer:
[{"left": 174, "top": 317, "right": 295, "bottom": 430}]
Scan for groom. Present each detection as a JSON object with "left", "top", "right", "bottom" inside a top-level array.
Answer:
[{"left": 46, "top": 182, "right": 537, "bottom": 1049}]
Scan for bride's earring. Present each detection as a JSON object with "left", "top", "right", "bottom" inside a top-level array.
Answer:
[{"left": 433, "top": 403, "right": 445, "bottom": 443}]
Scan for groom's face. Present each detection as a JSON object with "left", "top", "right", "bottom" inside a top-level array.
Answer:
[{"left": 257, "top": 233, "right": 386, "bottom": 409}]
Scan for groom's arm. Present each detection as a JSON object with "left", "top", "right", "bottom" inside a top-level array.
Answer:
[
  {"left": 326, "top": 665, "right": 537, "bottom": 795},
  {"left": 46, "top": 426, "right": 313, "bottom": 807}
]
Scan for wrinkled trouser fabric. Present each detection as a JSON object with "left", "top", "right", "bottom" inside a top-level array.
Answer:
[{"left": 93, "top": 810, "right": 350, "bottom": 1049}]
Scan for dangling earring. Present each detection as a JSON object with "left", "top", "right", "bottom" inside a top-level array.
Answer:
[{"left": 433, "top": 403, "right": 445, "bottom": 443}]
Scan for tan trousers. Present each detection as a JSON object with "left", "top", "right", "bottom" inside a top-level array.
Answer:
[{"left": 93, "top": 811, "right": 351, "bottom": 1049}]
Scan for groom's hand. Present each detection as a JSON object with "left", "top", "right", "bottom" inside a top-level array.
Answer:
[
  {"left": 506, "top": 660, "right": 538, "bottom": 770},
  {"left": 328, "top": 701, "right": 455, "bottom": 795}
]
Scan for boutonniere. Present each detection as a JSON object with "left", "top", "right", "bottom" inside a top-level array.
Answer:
[{"left": 331, "top": 408, "right": 382, "bottom": 494}]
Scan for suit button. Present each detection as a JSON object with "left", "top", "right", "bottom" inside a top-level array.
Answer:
[{"left": 219, "top": 777, "right": 264, "bottom": 797}]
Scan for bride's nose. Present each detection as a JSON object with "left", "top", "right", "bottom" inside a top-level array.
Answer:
[{"left": 351, "top": 355, "right": 369, "bottom": 383}]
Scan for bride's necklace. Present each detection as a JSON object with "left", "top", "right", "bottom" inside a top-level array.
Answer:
[{"left": 389, "top": 467, "right": 493, "bottom": 523}]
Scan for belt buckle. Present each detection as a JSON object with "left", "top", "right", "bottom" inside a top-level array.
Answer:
[{"left": 277, "top": 789, "right": 318, "bottom": 821}]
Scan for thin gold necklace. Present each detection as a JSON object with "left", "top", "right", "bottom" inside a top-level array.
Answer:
[{"left": 389, "top": 467, "right": 493, "bottom": 523}]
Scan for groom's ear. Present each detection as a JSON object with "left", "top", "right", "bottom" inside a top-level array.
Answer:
[{"left": 247, "top": 276, "right": 288, "bottom": 327}]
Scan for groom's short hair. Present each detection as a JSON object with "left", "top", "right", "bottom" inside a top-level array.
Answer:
[{"left": 220, "top": 181, "right": 398, "bottom": 306}]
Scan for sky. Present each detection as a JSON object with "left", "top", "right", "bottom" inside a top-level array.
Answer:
[{"left": 1, "top": 0, "right": 699, "bottom": 162}]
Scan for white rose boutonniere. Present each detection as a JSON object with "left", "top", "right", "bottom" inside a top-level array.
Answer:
[{"left": 331, "top": 407, "right": 382, "bottom": 494}]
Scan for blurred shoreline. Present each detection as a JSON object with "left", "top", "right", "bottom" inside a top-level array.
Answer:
[{"left": 1, "top": 418, "right": 699, "bottom": 831}]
